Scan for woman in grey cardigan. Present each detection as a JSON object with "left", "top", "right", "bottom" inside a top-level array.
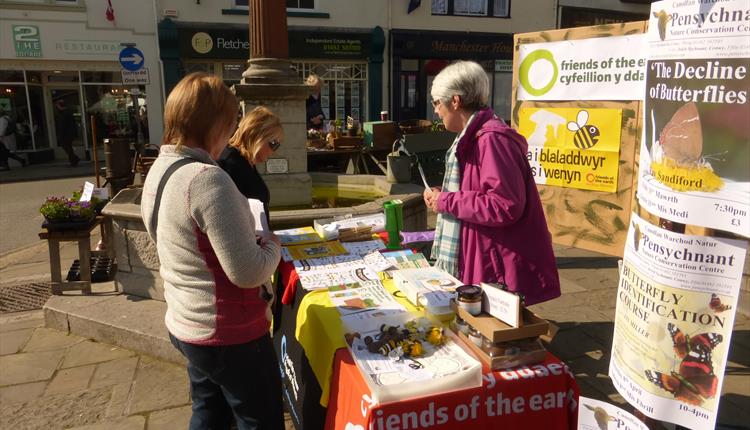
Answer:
[{"left": 141, "top": 73, "right": 283, "bottom": 430}]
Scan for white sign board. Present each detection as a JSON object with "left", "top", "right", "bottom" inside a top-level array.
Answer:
[
  {"left": 265, "top": 158, "right": 288, "bottom": 174},
  {"left": 121, "top": 69, "right": 149, "bottom": 85},
  {"left": 518, "top": 35, "right": 646, "bottom": 101},
  {"left": 480, "top": 282, "right": 521, "bottom": 327}
]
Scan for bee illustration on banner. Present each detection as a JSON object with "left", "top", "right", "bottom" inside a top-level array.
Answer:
[
  {"left": 645, "top": 323, "right": 722, "bottom": 406},
  {"left": 709, "top": 293, "right": 731, "bottom": 313},
  {"left": 652, "top": 10, "right": 671, "bottom": 41},
  {"left": 567, "top": 110, "right": 601, "bottom": 150},
  {"left": 649, "top": 102, "right": 724, "bottom": 192}
]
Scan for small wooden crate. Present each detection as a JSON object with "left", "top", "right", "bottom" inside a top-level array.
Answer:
[{"left": 331, "top": 136, "right": 363, "bottom": 150}]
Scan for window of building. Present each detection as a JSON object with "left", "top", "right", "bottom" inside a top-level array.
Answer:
[
  {"left": 292, "top": 62, "right": 367, "bottom": 123},
  {"left": 431, "top": 0, "right": 509, "bottom": 17}
]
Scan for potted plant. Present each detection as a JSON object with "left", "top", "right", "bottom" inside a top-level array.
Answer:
[{"left": 40, "top": 195, "right": 95, "bottom": 231}]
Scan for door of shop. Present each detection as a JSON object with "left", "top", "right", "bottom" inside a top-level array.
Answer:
[{"left": 48, "top": 87, "right": 86, "bottom": 160}]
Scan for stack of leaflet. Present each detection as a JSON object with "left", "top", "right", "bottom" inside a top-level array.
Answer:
[
  {"left": 391, "top": 267, "right": 461, "bottom": 321},
  {"left": 314, "top": 213, "right": 386, "bottom": 241}
]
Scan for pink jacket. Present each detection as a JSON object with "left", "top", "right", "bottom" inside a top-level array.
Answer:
[{"left": 437, "top": 108, "right": 560, "bottom": 306}]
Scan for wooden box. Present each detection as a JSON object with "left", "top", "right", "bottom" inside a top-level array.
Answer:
[
  {"left": 456, "top": 331, "right": 547, "bottom": 370},
  {"left": 451, "top": 301, "right": 550, "bottom": 343},
  {"left": 363, "top": 121, "right": 399, "bottom": 151}
]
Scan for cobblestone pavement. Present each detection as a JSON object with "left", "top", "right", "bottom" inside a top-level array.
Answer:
[{"left": 0, "top": 310, "right": 295, "bottom": 430}]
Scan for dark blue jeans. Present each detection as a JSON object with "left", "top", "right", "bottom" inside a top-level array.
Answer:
[{"left": 169, "top": 333, "right": 284, "bottom": 430}]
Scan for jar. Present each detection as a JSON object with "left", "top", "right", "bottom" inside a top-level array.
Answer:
[
  {"left": 481, "top": 336, "right": 503, "bottom": 357},
  {"left": 468, "top": 326, "right": 483, "bottom": 347},
  {"left": 454, "top": 317, "right": 469, "bottom": 336},
  {"left": 456, "top": 284, "right": 483, "bottom": 316}
]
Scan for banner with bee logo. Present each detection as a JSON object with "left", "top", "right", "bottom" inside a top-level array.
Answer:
[
  {"left": 518, "top": 107, "right": 622, "bottom": 192},
  {"left": 637, "top": 0, "right": 750, "bottom": 237},
  {"left": 609, "top": 213, "right": 747, "bottom": 430}
]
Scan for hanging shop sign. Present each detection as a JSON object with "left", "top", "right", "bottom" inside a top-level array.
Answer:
[
  {"left": 610, "top": 213, "right": 747, "bottom": 430},
  {"left": 391, "top": 30, "right": 513, "bottom": 60},
  {"left": 517, "top": 107, "right": 622, "bottom": 192},
  {"left": 177, "top": 26, "right": 370, "bottom": 60},
  {"left": 636, "top": 0, "right": 750, "bottom": 237},
  {"left": 517, "top": 35, "right": 646, "bottom": 101}
]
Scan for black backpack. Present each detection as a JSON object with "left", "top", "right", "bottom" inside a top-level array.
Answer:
[{"left": 2, "top": 115, "right": 16, "bottom": 137}]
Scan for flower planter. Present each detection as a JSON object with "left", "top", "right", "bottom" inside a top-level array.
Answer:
[{"left": 42, "top": 217, "right": 96, "bottom": 231}]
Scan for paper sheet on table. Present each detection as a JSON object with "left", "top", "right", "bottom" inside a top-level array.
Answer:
[{"left": 247, "top": 199, "right": 269, "bottom": 235}]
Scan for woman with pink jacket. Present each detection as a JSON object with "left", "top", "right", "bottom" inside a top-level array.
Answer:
[{"left": 424, "top": 61, "right": 560, "bottom": 306}]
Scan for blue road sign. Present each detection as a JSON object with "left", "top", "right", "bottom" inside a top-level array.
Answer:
[{"left": 119, "top": 46, "right": 144, "bottom": 71}]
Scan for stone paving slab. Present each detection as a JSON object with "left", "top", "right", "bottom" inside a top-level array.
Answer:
[
  {"left": 0, "top": 327, "right": 34, "bottom": 355},
  {"left": 0, "top": 349, "right": 64, "bottom": 386}
]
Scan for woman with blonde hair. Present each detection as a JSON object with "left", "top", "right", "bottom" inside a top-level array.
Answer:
[
  {"left": 218, "top": 106, "right": 283, "bottom": 222},
  {"left": 141, "top": 73, "right": 283, "bottom": 430}
]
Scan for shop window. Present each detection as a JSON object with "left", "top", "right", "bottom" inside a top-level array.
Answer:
[
  {"left": 181, "top": 62, "right": 214, "bottom": 76},
  {"left": 82, "top": 71, "right": 121, "bottom": 84},
  {"left": 292, "top": 62, "right": 367, "bottom": 124},
  {"left": 0, "top": 71, "right": 25, "bottom": 83},
  {"left": 431, "top": 0, "right": 509, "bottom": 17},
  {"left": 83, "top": 84, "right": 148, "bottom": 145},
  {"left": 222, "top": 63, "right": 245, "bottom": 86},
  {"left": 46, "top": 71, "right": 79, "bottom": 83},
  {"left": 26, "top": 85, "right": 48, "bottom": 149}
]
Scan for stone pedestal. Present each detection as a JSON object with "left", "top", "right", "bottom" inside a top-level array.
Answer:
[{"left": 233, "top": 74, "right": 314, "bottom": 208}]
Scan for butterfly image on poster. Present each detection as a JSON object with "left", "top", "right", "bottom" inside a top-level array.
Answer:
[
  {"left": 645, "top": 323, "right": 722, "bottom": 405},
  {"left": 649, "top": 102, "right": 723, "bottom": 192},
  {"left": 709, "top": 293, "right": 731, "bottom": 313}
]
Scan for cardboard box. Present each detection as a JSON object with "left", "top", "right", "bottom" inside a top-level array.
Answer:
[
  {"left": 363, "top": 121, "right": 399, "bottom": 151},
  {"left": 451, "top": 301, "right": 550, "bottom": 343},
  {"left": 392, "top": 267, "right": 460, "bottom": 319},
  {"left": 456, "top": 331, "right": 547, "bottom": 370}
]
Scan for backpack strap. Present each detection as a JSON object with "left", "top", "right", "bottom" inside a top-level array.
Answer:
[{"left": 150, "top": 158, "right": 198, "bottom": 243}]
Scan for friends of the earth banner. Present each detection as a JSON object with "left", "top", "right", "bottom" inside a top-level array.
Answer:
[
  {"left": 518, "top": 107, "right": 622, "bottom": 192},
  {"left": 610, "top": 213, "right": 747, "bottom": 430},
  {"left": 637, "top": 0, "right": 750, "bottom": 237},
  {"left": 517, "top": 35, "right": 646, "bottom": 101}
]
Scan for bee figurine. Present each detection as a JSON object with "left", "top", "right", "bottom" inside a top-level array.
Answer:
[
  {"left": 399, "top": 339, "right": 424, "bottom": 358},
  {"left": 567, "top": 110, "right": 600, "bottom": 150},
  {"left": 425, "top": 326, "right": 445, "bottom": 346}
]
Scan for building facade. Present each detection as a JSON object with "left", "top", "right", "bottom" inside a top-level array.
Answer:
[{"left": 0, "top": 0, "right": 162, "bottom": 161}]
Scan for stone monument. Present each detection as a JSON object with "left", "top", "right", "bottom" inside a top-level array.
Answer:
[{"left": 232, "top": 0, "right": 313, "bottom": 207}]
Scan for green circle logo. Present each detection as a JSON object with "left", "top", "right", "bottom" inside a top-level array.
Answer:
[{"left": 519, "top": 49, "right": 558, "bottom": 97}]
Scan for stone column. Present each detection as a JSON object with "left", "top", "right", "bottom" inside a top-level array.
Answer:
[{"left": 234, "top": 0, "right": 313, "bottom": 207}]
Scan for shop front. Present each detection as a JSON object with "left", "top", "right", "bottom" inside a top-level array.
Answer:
[
  {"left": 390, "top": 29, "right": 514, "bottom": 123},
  {"left": 0, "top": 16, "right": 161, "bottom": 163},
  {"left": 159, "top": 20, "right": 384, "bottom": 123}
]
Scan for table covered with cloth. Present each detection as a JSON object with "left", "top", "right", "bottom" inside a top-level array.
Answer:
[{"left": 275, "top": 260, "right": 579, "bottom": 430}]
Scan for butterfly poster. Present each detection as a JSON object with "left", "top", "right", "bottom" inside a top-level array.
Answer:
[
  {"left": 609, "top": 214, "right": 747, "bottom": 430},
  {"left": 637, "top": 0, "right": 750, "bottom": 237}
]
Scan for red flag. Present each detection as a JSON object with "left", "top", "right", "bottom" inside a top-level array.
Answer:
[{"left": 106, "top": 0, "right": 115, "bottom": 22}]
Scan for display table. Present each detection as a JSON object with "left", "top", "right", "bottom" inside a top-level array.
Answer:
[
  {"left": 326, "top": 349, "right": 578, "bottom": 430},
  {"left": 38, "top": 217, "right": 101, "bottom": 294},
  {"left": 274, "top": 260, "right": 580, "bottom": 430}
]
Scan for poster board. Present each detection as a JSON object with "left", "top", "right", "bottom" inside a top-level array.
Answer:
[{"left": 512, "top": 22, "right": 647, "bottom": 256}]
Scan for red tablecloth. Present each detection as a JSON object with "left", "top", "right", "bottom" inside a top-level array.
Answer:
[{"left": 325, "top": 349, "right": 579, "bottom": 430}]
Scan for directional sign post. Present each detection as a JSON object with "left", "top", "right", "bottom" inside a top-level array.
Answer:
[{"left": 119, "top": 46, "right": 144, "bottom": 71}]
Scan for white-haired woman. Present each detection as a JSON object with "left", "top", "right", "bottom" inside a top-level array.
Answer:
[{"left": 424, "top": 61, "right": 560, "bottom": 306}]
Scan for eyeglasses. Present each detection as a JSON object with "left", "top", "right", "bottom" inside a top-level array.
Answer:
[
  {"left": 431, "top": 99, "right": 442, "bottom": 108},
  {"left": 268, "top": 139, "right": 281, "bottom": 151}
]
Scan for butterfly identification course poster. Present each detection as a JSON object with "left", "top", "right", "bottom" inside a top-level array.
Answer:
[
  {"left": 609, "top": 213, "right": 747, "bottom": 430},
  {"left": 518, "top": 107, "right": 622, "bottom": 192},
  {"left": 637, "top": 0, "right": 750, "bottom": 237}
]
